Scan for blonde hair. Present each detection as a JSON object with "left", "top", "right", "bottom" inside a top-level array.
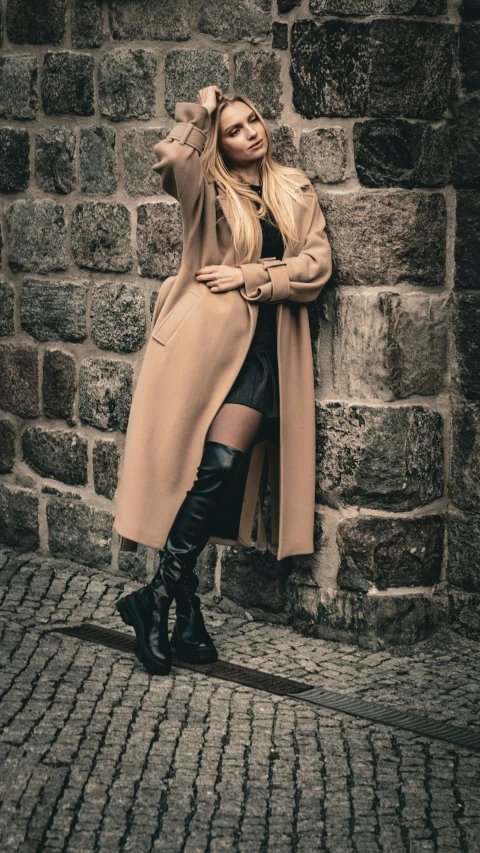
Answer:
[{"left": 200, "top": 92, "right": 309, "bottom": 266}]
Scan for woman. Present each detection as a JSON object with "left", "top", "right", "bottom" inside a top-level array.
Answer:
[{"left": 114, "top": 85, "right": 332, "bottom": 677}]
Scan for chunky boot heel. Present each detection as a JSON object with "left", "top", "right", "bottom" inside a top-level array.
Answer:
[
  {"left": 115, "top": 583, "right": 173, "bottom": 676},
  {"left": 170, "top": 572, "right": 218, "bottom": 663},
  {"left": 116, "top": 597, "right": 134, "bottom": 626}
]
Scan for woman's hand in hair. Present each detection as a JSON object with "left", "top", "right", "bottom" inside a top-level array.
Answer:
[
  {"left": 196, "top": 265, "right": 245, "bottom": 293},
  {"left": 196, "top": 86, "right": 223, "bottom": 116}
]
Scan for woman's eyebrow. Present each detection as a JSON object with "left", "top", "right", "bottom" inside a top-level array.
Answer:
[{"left": 224, "top": 112, "right": 256, "bottom": 133}]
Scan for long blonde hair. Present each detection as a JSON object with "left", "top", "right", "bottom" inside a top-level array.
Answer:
[{"left": 201, "top": 92, "right": 309, "bottom": 265}]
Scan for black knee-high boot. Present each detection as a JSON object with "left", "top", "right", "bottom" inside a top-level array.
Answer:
[{"left": 116, "top": 441, "right": 246, "bottom": 674}]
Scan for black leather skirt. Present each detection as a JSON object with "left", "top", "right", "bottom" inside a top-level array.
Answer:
[{"left": 223, "top": 304, "right": 279, "bottom": 419}]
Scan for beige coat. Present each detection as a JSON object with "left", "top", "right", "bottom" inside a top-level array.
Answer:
[{"left": 113, "top": 102, "right": 332, "bottom": 561}]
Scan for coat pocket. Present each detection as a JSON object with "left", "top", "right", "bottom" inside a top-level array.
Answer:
[{"left": 151, "top": 288, "right": 200, "bottom": 346}]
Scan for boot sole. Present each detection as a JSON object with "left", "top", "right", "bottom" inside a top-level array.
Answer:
[
  {"left": 171, "top": 643, "right": 219, "bottom": 664},
  {"left": 116, "top": 595, "right": 172, "bottom": 676}
]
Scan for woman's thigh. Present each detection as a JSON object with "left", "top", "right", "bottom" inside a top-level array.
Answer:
[{"left": 206, "top": 403, "right": 264, "bottom": 454}]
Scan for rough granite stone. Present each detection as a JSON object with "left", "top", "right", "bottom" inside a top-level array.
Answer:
[
  {"left": 80, "top": 127, "right": 117, "bottom": 195},
  {"left": 118, "top": 541, "right": 148, "bottom": 582},
  {"left": 460, "top": 22, "right": 480, "bottom": 91},
  {"left": 41, "top": 52, "right": 94, "bottom": 116},
  {"left": 0, "top": 129, "right": 30, "bottom": 193},
  {"left": 136, "top": 202, "right": 183, "bottom": 279},
  {"left": 108, "top": 0, "right": 191, "bottom": 41},
  {"left": 310, "top": 0, "right": 446, "bottom": 14},
  {"left": 7, "top": 200, "right": 68, "bottom": 274},
  {"left": 98, "top": 48, "right": 156, "bottom": 121},
  {"left": 71, "top": 202, "right": 132, "bottom": 272},
  {"left": 72, "top": 0, "right": 104, "bottom": 48},
  {"left": 0, "top": 280, "right": 15, "bottom": 336},
  {"left": 6, "top": 0, "right": 67, "bottom": 44},
  {"left": 460, "top": 0, "right": 480, "bottom": 18},
  {"left": 272, "top": 22, "right": 288, "bottom": 50},
  {"left": 43, "top": 350, "right": 76, "bottom": 423},
  {"left": 164, "top": 51, "right": 229, "bottom": 118},
  {"left": 78, "top": 358, "right": 133, "bottom": 432},
  {"left": 270, "top": 125, "right": 298, "bottom": 168},
  {"left": 447, "top": 590, "right": 480, "bottom": 641},
  {"left": 221, "top": 547, "right": 292, "bottom": 613},
  {"left": 448, "top": 510, "right": 480, "bottom": 592},
  {"left": 299, "top": 127, "right": 348, "bottom": 183},
  {"left": 452, "top": 94, "right": 480, "bottom": 188},
  {"left": 0, "top": 420, "right": 15, "bottom": 474},
  {"left": 198, "top": 0, "right": 272, "bottom": 43},
  {"left": 34, "top": 127, "right": 76, "bottom": 194},
  {"left": 316, "top": 402, "right": 444, "bottom": 511},
  {"left": 0, "top": 483, "right": 39, "bottom": 550},
  {"left": 453, "top": 293, "right": 480, "bottom": 399},
  {"left": 122, "top": 128, "right": 167, "bottom": 196},
  {"left": 455, "top": 190, "right": 480, "bottom": 289},
  {"left": 22, "top": 426, "right": 88, "bottom": 486},
  {"left": 93, "top": 440, "right": 119, "bottom": 500},
  {"left": 0, "top": 344, "right": 39, "bottom": 418},
  {"left": 278, "top": 0, "right": 301, "bottom": 12},
  {"left": 46, "top": 497, "right": 112, "bottom": 568},
  {"left": 233, "top": 51, "right": 283, "bottom": 120},
  {"left": 90, "top": 282, "right": 146, "bottom": 353},
  {"left": 0, "top": 55, "right": 38, "bottom": 120},
  {"left": 450, "top": 401, "right": 480, "bottom": 515},
  {"left": 19, "top": 279, "right": 87, "bottom": 344}
]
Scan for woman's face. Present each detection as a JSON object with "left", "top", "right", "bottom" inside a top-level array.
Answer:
[{"left": 218, "top": 101, "right": 267, "bottom": 168}]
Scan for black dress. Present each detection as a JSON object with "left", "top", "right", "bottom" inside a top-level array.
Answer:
[{"left": 223, "top": 182, "right": 283, "bottom": 441}]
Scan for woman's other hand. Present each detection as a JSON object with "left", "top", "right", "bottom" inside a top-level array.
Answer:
[
  {"left": 196, "top": 86, "right": 223, "bottom": 116},
  {"left": 196, "top": 265, "right": 245, "bottom": 293}
]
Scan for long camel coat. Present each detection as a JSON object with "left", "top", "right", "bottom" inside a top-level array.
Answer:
[{"left": 113, "top": 102, "right": 332, "bottom": 561}]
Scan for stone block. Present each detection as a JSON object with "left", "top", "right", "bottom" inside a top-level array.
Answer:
[
  {"left": 450, "top": 401, "right": 480, "bottom": 514},
  {"left": 164, "top": 51, "right": 229, "bottom": 118},
  {"left": 453, "top": 94, "right": 480, "bottom": 188},
  {"left": 290, "top": 19, "right": 455, "bottom": 119},
  {"left": 7, "top": 200, "right": 68, "bottom": 273},
  {"left": 0, "top": 483, "right": 39, "bottom": 551},
  {"left": 0, "top": 420, "right": 15, "bottom": 474},
  {"left": 299, "top": 127, "right": 348, "bottom": 183},
  {"left": 353, "top": 119, "right": 452, "bottom": 188},
  {"left": 272, "top": 22, "right": 288, "bottom": 50},
  {"left": 108, "top": 0, "right": 191, "bottom": 41},
  {"left": 448, "top": 510, "right": 480, "bottom": 593},
  {"left": 0, "top": 55, "right": 38, "bottom": 120},
  {"left": 455, "top": 190, "right": 480, "bottom": 289},
  {"left": 98, "top": 48, "right": 156, "bottom": 121},
  {"left": 118, "top": 543, "right": 148, "bottom": 583},
  {"left": 46, "top": 496, "right": 112, "bottom": 568},
  {"left": 317, "top": 189, "right": 446, "bottom": 287},
  {"left": 43, "top": 349, "right": 76, "bottom": 422},
  {"left": 460, "top": 0, "right": 480, "bottom": 18},
  {"left": 93, "top": 439, "right": 119, "bottom": 500},
  {"left": 34, "top": 127, "right": 75, "bottom": 194},
  {"left": 460, "top": 22, "right": 480, "bottom": 91},
  {"left": 453, "top": 293, "right": 480, "bottom": 399},
  {"left": 336, "top": 516, "right": 444, "bottom": 592},
  {"left": 328, "top": 290, "right": 448, "bottom": 400},
  {"left": 72, "top": 0, "right": 104, "bottom": 48},
  {"left": 122, "top": 128, "right": 166, "bottom": 196},
  {"left": 233, "top": 51, "right": 282, "bottom": 120},
  {"left": 41, "top": 51, "right": 94, "bottom": 116},
  {"left": 198, "top": 0, "right": 272, "bottom": 43},
  {"left": 6, "top": 0, "right": 67, "bottom": 44},
  {"left": 90, "top": 282, "right": 146, "bottom": 353},
  {"left": 22, "top": 426, "right": 88, "bottom": 486},
  {"left": 0, "top": 129, "right": 30, "bottom": 193},
  {"left": 80, "top": 127, "right": 117, "bottom": 194},
  {"left": 137, "top": 202, "right": 183, "bottom": 279},
  {"left": 71, "top": 202, "right": 132, "bottom": 272},
  {"left": 278, "top": 0, "right": 301, "bottom": 11},
  {"left": 0, "top": 280, "right": 15, "bottom": 336},
  {"left": 221, "top": 546, "right": 293, "bottom": 613},
  {"left": 20, "top": 278, "right": 88, "bottom": 343},
  {"left": 78, "top": 358, "right": 133, "bottom": 431},
  {"left": 447, "top": 590, "right": 480, "bottom": 641},
  {"left": 0, "top": 344, "right": 39, "bottom": 418},
  {"left": 316, "top": 402, "right": 444, "bottom": 511},
  {"left": 310, "top": 0, "right": 446, "bottom": 14},
  {"left": 270, "top": 126, "right": 298, "bottom": 168}
]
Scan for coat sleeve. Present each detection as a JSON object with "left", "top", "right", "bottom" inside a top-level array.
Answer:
[
  {"left": 152, "top": 102, "right": 211, "bottom": 215},
  {"left": 238, "top": 192, "right": 332, "bottom": 304}
]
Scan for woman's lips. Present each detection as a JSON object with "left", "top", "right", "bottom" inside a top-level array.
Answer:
[{"left": 249, "top": 139, "right": 263, "bottom": 149}]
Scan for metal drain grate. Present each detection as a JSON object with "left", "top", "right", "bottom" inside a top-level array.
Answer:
[{"left": 53, "top": 623, "right": 480, "bottom": 752}]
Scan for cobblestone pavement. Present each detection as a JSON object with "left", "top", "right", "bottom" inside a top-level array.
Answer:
[{"left": 0, "top": 546, "right": 479, "bottom": 853}]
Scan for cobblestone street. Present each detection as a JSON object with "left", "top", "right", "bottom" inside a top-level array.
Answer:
[{"left": 1, "top": 545, "right": 479, "bottom": 853}]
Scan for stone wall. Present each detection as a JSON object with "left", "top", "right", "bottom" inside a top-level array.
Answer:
[{"left": 0, "top": 0, "right": 478, "bottom": 648}]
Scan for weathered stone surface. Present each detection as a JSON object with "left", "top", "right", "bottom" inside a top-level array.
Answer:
[
  {"left": 118, "top": 541, "right": 148, "bottom": 583},
  {"left": 42, "top": 52, "right": 94, "bottom": 116},
  {"left": 450, "top": 402, "right": 480, "bottom": 514},
  {"left": 316, "top": 402, "right": 444, "bottom": 511},
  {"left": 0, "top": 483, "right": 39, "bottom": 550},
  {"left": 278, "top": 0, "right": 301, "bottom": 12},
  {"left": 310, "top": 0, "right": 446, "bottom": 14},
  {"left": 197, "top": 544, "right": 217, "bottom": 595},
  {"left": 137, "top": 202, "right": 183, "bottom": 279},
  {"left": 6, "top": 0, "right": 67, "bottom": 44},
  {"left": 46, "top": 497, "right": 112, "bottom": 568},
  {"left": 0, "top": 420, "right": 15, "bottom": 474},
  {"left": 80, "top": 127, "right": 117, "bottom": 194},
  {"left": 78, "top": 358, "right": 133, "bottom": 431},
  {"left": 270, "top": 125, "right": 298, "bottom": 168},
  {"left": 20, "top": 278, "right": 88, "bottom": 343},
  {"left": 0, "top": 344, "right": 39, "bottom": 418},
  {"left": 460, "top": 22, "right": 480, "bottom": 91},
  {"left": 233, "top": 51, "right": 283, "bottom": 120},
  {"left": 0, "top": 55, "right": 38, "bottom": 120},
  {"left": 221, "top": 546, "right": 292, "bottom": 613},
  {"left": 272, "top": 22, "right": 288, "bottom": 50},
  {"left": 43, "top": 349, "right": 76, "bottom": 423},
  {"left": 7, "top": 200, "right": 68, "bottom": 273},
  {"left": 290, "top": 20, "right": 455, "bottom": 119},
  {"left": 337, "top": 516, "right": 444, "bottom": 592},
  {"left": 327, "top": 290, "right": 448, "bottom": 400},
  {"left": 164, "top": 51, "right": 229, "bottom": 118},
  {"left": 0, "top": 129, "right": 30, "bottom": 193},
  {"left": 98, "top": 48, "right": 156, "bottom": 121},
  {"left": 448, "top": 510, "right": 480, "bottom": 593},
  {"left": 71, "top": 202, "right": 132, "bottom": 272},
  {"left": 453, "top": 293, "right": 480, "bottom": 399},
  {"left": 453, "top": 94, "right": 480, "bottom": 188},
  {"left": 299, "top": 127, "right": 348, "bottom": 183},
  {"left": 122, "top": 128, "right": 167, "bottom": 196},
  {"left": 0, "top": 280, "right": 15, "bottom": 337},
  {"left": 447, "top": 590, "right": 480, "bottom": 640},
  {"left": 455, "top": 190, "right": 480, "bottom": 289},
  {"left": 460, "top": 0, "right": 480, "bottom": 18},
  {"left": 93, "top": 439, "right": 119, "bottom": 500},
  {"left": 198, "top": 0, "right": 272, "bottom": 43},
  {"left": 22, "top": 426, "right": 88, "bottom": 486},
  {"left": 353, "top": 119, "right": 452, "bottom": 188},
  {"left": 317, "top": 189, "right": 446, "bottom": 287},
  {"left": 34, "top": 127, "right": 76, "bottom": 194},
  {"left": 108, "top": 0, "right": 191, "bottom": 41},
  {"left": 90, "top": 282, "right": 146, "bottom": 353},
  {"left": 72, "top": 0, "right": 104, "bottom": 48}
]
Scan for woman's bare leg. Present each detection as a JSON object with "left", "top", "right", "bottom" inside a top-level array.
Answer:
[{"left": 205, "top": 403, "right": 263, "bottom": 453}]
